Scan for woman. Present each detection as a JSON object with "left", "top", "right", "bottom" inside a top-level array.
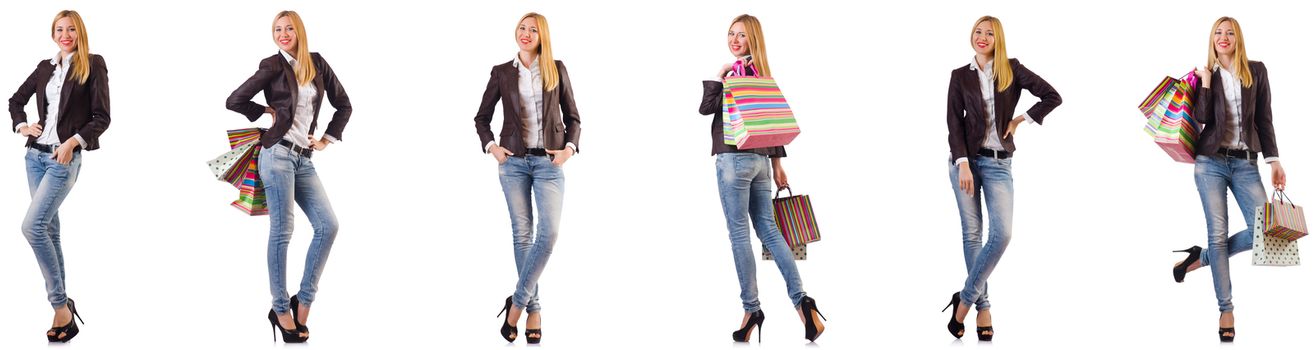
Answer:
[
  {"left": 1170, "top": 16, "right": 1285, "bottom": 343},
  {"left": 698, "top": 14, "right": 826, "bottom": 343},
  {"left": 8, "top": 10, "right": 109, "bottom": 343},
  {"left": 225, "top": 10, "right": 352, "bottom": 343},
  {"left": 473, "top": 12, "right": 581, "bottom": 345},
  {"left": 941, "top": 15, "right": 1061, "bottom": 341}
]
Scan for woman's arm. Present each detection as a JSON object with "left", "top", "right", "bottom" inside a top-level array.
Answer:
[
  {"left": 1013, "top": 61, "right": 1062, "bottom": 124},
  {"left": 946, "top": 72, "right": 967, "bottom": 162},
  {"left": 556, "top": 61, "right": 581, "bottom": 152},
  {"left": 473, "top": 66, "right": 502, "bottom": 153},
  {"left": 8, "top": 63, "right": 42, "bottom": 133},
  {"left": 316, "top": 54, "right": 352, "bottom": 142},
  {"left": 226, "top": 58, "right": 281, "bottom": 122},
  {"left": 72, "top": 55, "right": 111, "bottom": 151},
  {"left": 699, "top": 80, "right": 723, "bottom": 116},
  {"left": 1191, "top": 68, "right": 1213, "bottom": 132}
]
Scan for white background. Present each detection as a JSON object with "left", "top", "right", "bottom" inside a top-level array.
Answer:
[{"left": 1, "top": 0, "right": 1312, "bottom": 349}]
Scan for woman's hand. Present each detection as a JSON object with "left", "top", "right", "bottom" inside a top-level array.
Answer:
[
  {"left": 718, "top": 63, "right": 734, "bottom": 78},
  {"left": 18, "top": 124, "right": 42, "bottom": 137},
  {"left": 958, "top": 162, "right": 974, "bottom": 196},
  {"left": 1271, "top": 161, "right": 1287, "bottom": 191},
  {"left": 309, "top": 136, "right": 330, "bottom": 151},
  {"left": 1195, "top": 67, "right": 1212, "bottom": 88},
  {"left": 547, "top": 147, "right": 574, "bottom": 166},
  {"left": 490, "top": 145, "right": 514, "bottom": 164},
  {"left": 265, "top": 107, "right": 277, "bottom": 122},
  {"left": 53, "top": 138, "right": 79, "bottom": 165},
  {"left": 1004, "top": 115, "right": 1026, "bottom": 139},
  {"left": 772, "top": 158, "right": 789, "bottom": 189}
]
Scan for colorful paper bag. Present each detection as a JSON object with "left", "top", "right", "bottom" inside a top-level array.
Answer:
[
  {"left": 208, "top": 128, "right": 267, "bottom": 215},
  {"left": 772, "top": 187, "right": 821, "bottom": 248},
  {"left": 722, "top": 61, "right": 800, "bottom": 149},
  {"left": 1137, "top": 71, "right": 1199, "bottom": 163},
  {"left": 1263, "top": 191, "right": 1308, "bottom": 241},
  {"left": 1253, "top": 205, "right": 1300, "bottom": 266},
  {"left": 762, "top": 244, "right": 806, "bottom": 261}
]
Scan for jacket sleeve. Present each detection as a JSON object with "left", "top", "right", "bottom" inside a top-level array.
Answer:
[
  {"left": 226, "top": 58, "right": 281, "bottom": 122},
  {"left": 1252, "top": 62, "right": 1278, "bottom": 158},
  {"left": 946, "top": 72, "right": 968, "bottom": 161},
  {"left": 8, "top": 62, "right": 42, "bottom": 132},
  {"left": 474, "top": 66, "right": 501, "bottom": 152},
  {"left": 556, "top": 61, "right": 581, "bottom": 153},
  {"left": 76, "top": 55, "right": 111, "bottom": 150},
  {"left": 699, "top": 80, "right": 723, "bottom": 115},
  {"left": 316, "top": 54, "right": 352, "bottom": 142},
  {"left": 1191, "top": 73, "right": 1214, "bottom": 132},
  {"left": 1013, "top": 60, "right": 1062, "bottom": 124}
]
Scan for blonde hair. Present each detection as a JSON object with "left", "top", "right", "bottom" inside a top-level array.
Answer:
[
  {"left": 518, "top": 13, "right": 559, "bottom": 91},
  {"left": 972, "top": 16, "right": 1012, "bottom": 92},
  {"left": 273, "top": 11, "right": 316, "bottom": 86},
  {"left": 51, "top": 10, "right": 91, "bottom": 85},
  {"left": 1207, "top": 17, "right": 1253, "bottom": 88},
  {"left": 729, "top": 14, "right": 771, "bottom": 77}
]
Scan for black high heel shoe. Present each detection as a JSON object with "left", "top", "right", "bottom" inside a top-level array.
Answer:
[
  {"left": 976, "top": 326, "right": 994, "bottom": 341},
  {"left": 731, "top": 310, "right": 765, "bottom": 343},
  {"left": 496, "top": 296, "right": 518, "bottom": 342},
  {"left": 942, "top": 292, "right": 965, "bottom": 339},
  {"left": 1219, "top": 327, "right": 1235, "bottom": 342},
  {"left": 1173, "top": 246, "right": 1203, "bottom": 283},
  {"left": 290, "top": 296, "right": 310, "bottom": 336},
  {"left": 47, "top": 298, "right": 84, "bottom": 343},
  {"left": 800, "top": 296, "right": 827, "bottom": 342},
  {"left": 267, "top": 309, "right": 308, "bottom": 343},
  {"left": 526, "top": 328, "right": 543, "bottom": 344}
]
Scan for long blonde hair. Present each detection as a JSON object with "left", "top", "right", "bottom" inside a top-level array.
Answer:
[
  {"left": 51, "top": 10, "right": 91, "bottom": 85},
  {"left": 518, "top": 12, "right": 559, "bottom": 91},
  {"left": 1207, "top": 17, "right": 1253, "bottom": 88},
  {"left": 972, "top": 16, "right": 1012, "bottom": 92},
  {"left": 273, "top": 11, "right": 316, "bottom": 86},
  {"left": 729, "top": 14, "right": 771, "bottom": 77}
]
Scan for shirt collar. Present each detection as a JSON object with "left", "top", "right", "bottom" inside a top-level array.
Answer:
[
  {"left": 49, "top": 51, "right": 75, "bottom": 67},
  {"left": 280, "top": 50, "right": 297, "bottom": 65},
  {"left": 514, "top": 55, "right": 540, "bottom": 71},
  {"left": 969, "top": 57, "right": 993, "bottom": 73}
]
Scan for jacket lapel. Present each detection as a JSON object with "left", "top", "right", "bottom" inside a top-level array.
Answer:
[
  {"left": 504, "top": 62, "right": 524, "bottom": 123},
  {"left": 962, "top": 69, "right": 986, "bottom": 129},
  {"left": 280, "top": 56, "right": 299, "bottom": 115},
  {"left": 55, "top": 64, "right": 75, "bottom": 125},
  {"left": 35, "top": 65, "right": 52, "bottom": 124}
]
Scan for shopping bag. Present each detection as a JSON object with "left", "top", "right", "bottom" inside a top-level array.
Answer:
[
  {"left": 723, "top": 61, "right": 799, "bottom": 149},
  {"left": 207, "top": 142, "right": 257, "bottom": 188},
  {"left": 1137, "top": 71, "right": 1199, "bottom": 163},
  {"left": 208, "top": 128, "right": 268, "bottom": 215},
  {"left": 1263, "top": 191, "right": 1308, "bottom": 241},
  {"left": 772, "top": 187, "right": 821, "bottom": 247},
  {"left": 1253, "top": 205, "right": 1300, "bottom": 266},
  {"left": 762, "top": 244, "right": 806, "bottom": 261},
  {"left": 231, "top": 155, "right": 268, "bottom": 216}
]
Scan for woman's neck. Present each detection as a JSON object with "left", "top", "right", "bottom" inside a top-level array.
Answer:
[
  {"left": 974, "top": 52, "right": 992, "bottom": 70},
  {"left": 1217, "top": 53, "right": 1236, "bottom": 73},
  {"left": 519, "top": 50, "right": 538, "bottom": 68}
]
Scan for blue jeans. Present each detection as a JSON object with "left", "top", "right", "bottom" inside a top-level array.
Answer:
[
  {"left": 1193, "top": 154, "right": 1266, "bottom": 312},
  {"left": 22, "top": 147, "right": 81, "bottom": 309},
  {"left": 715, "top": 153, "right": 805, "bottom": 312},
  {"left": 259, "top": 144, "right": 339, "bottom": 314},
  {"left": 499, "top": 155, "right": 564, "bottom": 313},
  {"left": 949, "top": 156, "right": 1014, "bottom": 310}
]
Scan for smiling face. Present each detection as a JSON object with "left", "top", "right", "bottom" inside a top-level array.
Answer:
[
  {"left": 727, "top": 21, "right": 749, "bottom": 57},
  {"left": 516, "top": 17, "right": 540, "bottom": 53},
  {"left": 52, "top": 16, "right": 78, "bottom": 53},
  {"left": 971, "top": 20, "right": 994, "bottom": 56},
  {"left": 1213, "top": 20, "right": 1236, "bottom": 56},
  {"left": 273, "top": 16, "right": 298, "bottom": 54}
]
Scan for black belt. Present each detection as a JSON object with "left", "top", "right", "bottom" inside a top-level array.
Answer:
[
  {"left": 29, "top": 143, "right": 79, "bottom": 153},
  {"left": 1218, "top": 148, "right": 1257, "bottom": 161},
  {"left": 276, "top": 139, "right": 314, "bottom": 158},
  {"left": 519, "top": 148, "right": 548, "bottom": 157},
  {"left": 977, "top": 149, "right": 1011, "bottom": 159}
]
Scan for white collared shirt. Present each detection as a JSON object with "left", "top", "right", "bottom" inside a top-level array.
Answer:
[
  {"left": 515, "top": 55, "right": 546, "bottom": 149},
  {"left": 16, "top": 52, "right": 86, "bottom": 147},
  {"left": 280, "top": 50, "right": 322, "bottom": 148},
  {"left": 955, "top": 57, "right": 1034, "bottom": 165},
  {"left": 1213, "top": 65, "right": 1278, "bottom": 163}
]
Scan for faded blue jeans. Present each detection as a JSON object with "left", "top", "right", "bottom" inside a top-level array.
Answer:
[
  {"left": 950, "top": 156, "right": 1014, "bottom": 310},
  {"left": 1193, "top": 154, "right": 1266, "bottom": 312},
  {"left": 499, "top": 155, "right": 564, "bottom": 313},
  {"left": 259, "top": 143, "right": 339, "bottom": 314},
  {"left": 22, "top": 147, "right": 81, "bottom": 309},
  {"left": 716, "top": 153, "right": 805, "bottom": 312}
]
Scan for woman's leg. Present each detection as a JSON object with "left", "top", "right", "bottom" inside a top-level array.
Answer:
[
  {"left": 499, "top": 157, "right": 536, "bottom": 311},
  {"left": 260, "top": 146, "right": 297, "bottom": 314},
  {"left": 716, "top": 153, "right": 761, "bottom": 312},
  {"left": 749, "top": 155, "right": 805, "bottom": 306},
  {"left": 513, "top": 156, "right": 564, "bottom": 313},
  {"left": 294, "top": 157, "right": 340, "bottom": 308},
  {"left": 21, "top": 149, "right": 81, "bottom": 309},
  {"left": 1193, "top": 155, "right": 1236, "bottom": 312},
  {"left": 960, "top": 158, "right": 1013, "bottom": 310},
  {"left": 949, "top": 159, "right": 987, "bottom": 310}
]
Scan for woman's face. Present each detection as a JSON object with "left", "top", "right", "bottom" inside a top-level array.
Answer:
[
  {"left": 728, "top": 22, "right": 749, "bottom": 57},
  {"left": 971, "top": 21, "right": 994, "bottom": 57},
  {"left": 52, "top": 17, "right": 78, "bottom": 53},
  {"left": 273, "top": 16, "right": 298, "bottom": 54},
  {"left": 516, "top": 17, "right": 540, "bottom": 53},
  {"left": 1213, "top": 21, "right": 1236, "bottom": 56}
]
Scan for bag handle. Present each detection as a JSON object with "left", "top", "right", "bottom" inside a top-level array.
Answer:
[
  {"left": 1272, "top": 190, "right": 1295, "bottom": 206},
  {"left": 1180, "top": 70, "right": 1199, "bottom": 89},
  {"left": 731, "top": 59, "right": 759, "bottom": 78},
  {"left": 775, "top": 186, "right": 793, "bottom": 199}
]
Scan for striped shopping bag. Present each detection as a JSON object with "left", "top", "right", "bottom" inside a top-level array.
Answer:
[
  {"left": 207, "top": 128, "right": 268, "bottom": 216},
  {"left": 722, "top": 61, "right": 800, "bottom": 149},
  {"left": 1137, "top": 71, "right": 1199, "bottom": 163},
  {"left": 1263, "top": 191, "right": 1308, "bottom": 241},
  {"left": 772, "top": 187, "right": 821, "bottom": 248},
  {"left": 1254, "top": 204, "right": 1300, "bottom": 266}
]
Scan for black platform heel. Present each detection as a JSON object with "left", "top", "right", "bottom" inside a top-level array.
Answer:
[
  {"left": 942, "top": 292, "right": 965, "bottom": 339},
  {"left": 800, "top": 296, "right": 827, "bottom": 342},
  {"left": 496, "top": 296, "right": 518, "bottom": 342},
  {"left": 267, "top": 309, "right": 308, "bottom": 343},
  {"left": 526, "top": 328, "right": 543, "bottom": 344},
  {"left": 1173, "top": 246, "right": 1203, "bottom": 283},
  {"left": 290, "top": 296, "right": 310, "bottom": 336},
  {"left": 976, "top": 326, "right": 994, "bottom": 341},
  {"left": 1219, "top": 327, "right": 1235, "bottom": 342},
  {"left": 731, "top": 310, "right": 765, "bottom": 343},
  {"left": 47, "top": 298, "right": 84, "bottom": 343}
]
